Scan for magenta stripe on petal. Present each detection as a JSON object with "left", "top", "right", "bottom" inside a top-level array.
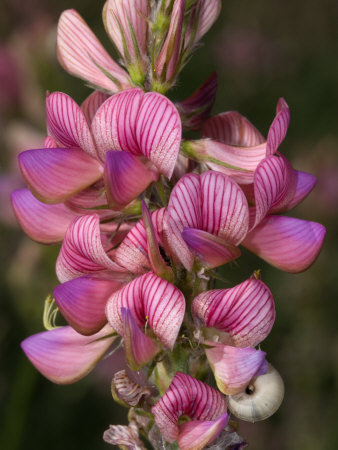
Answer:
[
  {"left": 11, "top": 189, "right": 78, "bottom": 244},
  {"left": 205, "top": 343, "right": 267, "bottom": 395},
  {"left": 18, "top": 148, "right": 103, "bottom": 204},
  {"left": 243, "top": 215, "right": 326, "bottom": 273},
  {"left": 56, "top": 214, "right": 126, "bottom": 282},
  {"left": 266, "top": 98, "right": 290, "bottom": 155},
  {"left": 106, "top": 272, "right": 185, "bottom": 349},
  {"left": 21, "top": 324, "right": 115, "bottom": 384},
  {"left": 193, "top": 0, "right": 222, "bottom": 43},
  {"left": 81, "top": 90, "right": 109, "bottom": 125},
  {"left": 192, "top": 278, "right": 275, "bottom": 347},
  {"left": 54, "top": 276, "right": 123, "bottom": 335},
  {"left": 152, "top": 372, "right": 227, "bottom": 443},
  {"left": 46, "top": 92, "right": 97, "bottom": 157}
]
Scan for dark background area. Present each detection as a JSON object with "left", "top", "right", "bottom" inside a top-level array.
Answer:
[{"left": 0, "top": 0, "right": 337, "bottom": 449}]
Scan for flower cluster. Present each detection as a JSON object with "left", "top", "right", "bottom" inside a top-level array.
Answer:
[{"left": 12, "top": 1, "right": 325, "bottom": 449}]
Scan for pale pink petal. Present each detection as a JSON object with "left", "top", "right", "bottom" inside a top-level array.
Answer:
[
  {"left": 104, "top": 151, "right": 157, "bottom": 210},
  {"left": 56, "top": 214, "right": 126, "bottom": 283},
  {"left": 202, "top": 111, "right": 265, "bottom": 147},
  {"left": 192, "top": 278, "right": 275, "bottom": 347},
  {"left": 81, "top": 91, "right": 109, "bottom": 125},
  {"left": 178, "top": 72, "right": 218, "bottom": 131},
  {"left": 21, "top": 324, "right": 115, "bottom": 384},
  {"left": 285, "top": 170, "right": 317, "bottom": 211},
  {"left": 46, "top": 92, "right": 97, "bottom": 157},
  {"left": 122, "top": 308, "right": 159, "bottom": 370},
  {"left": 266, "top": 98, "right": 290, "bottom": 155},
  {"left": 54, "top": 276, "right": 123, "bottom": 335},
  {"left": 205, "top": 343, "right": 267, "bottom": 395},
  {"left": 242, "top": 215, "right": 326, "bottom": 273},
  {"left": 106, "top": 272, "right": 185, "bottom": 349},
  {"left": 11, "top": 189, "right": 78, "bottom": 244},
  {"left": 57, "top": 9, "right": 130, "bottom": 91},
  {"left": 44, "top": 136, "right": 58, "bottom": 148},
  {"left": 152, "top": 372, "right": 227, "bottom": 443},
  {"left": 193, "top": 0, "right": 222, "bottom": 43},
  {"left": 103, "top": 423, "right": 146, "bottom": 449},
  {"left": 18, "top": 148, "right": 103, "bottom": 204},
  {"left": 178, "top": 413, "right": 229, "bottom": 450},
  {"left": 182, "top": 228, "right": 241, "bottom": 268}
]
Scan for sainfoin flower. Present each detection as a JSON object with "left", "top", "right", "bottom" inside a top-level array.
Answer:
[{"left": 14, "top": 1, "right": 326, "bottom": 449}]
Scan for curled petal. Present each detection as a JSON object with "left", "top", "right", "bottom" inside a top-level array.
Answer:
[
  {"left": 81, "top": 91, "right": 109, "bottom": 125},
  {"left": 205, "top": 343, "right": 268, "bottom": 395},
  {"left": 104, "top": 151, "right": 157, "bottom": 210},
  {"left": 266, "top": 98, "right": 290, "bottom": 155},
  {"left": 243, "top": 215, "right": 326, "bottom": 273},
  {"left": 103, "top": 423, "right": 146, "bottom": 449},
  {"left": 57, "top": 9, "right": 130, "bottom": 91},
  {"left": 112, "top": 370, "right": 152, "bottom": 407},
  {"left": 106, "top": 272, "right": 185, "bottom": 349},
  {"left": 54, "top": 276, "right": 123, "bottom": 335},
  {"left": 152, "top": 372, "right": 227, "bottom": 443},
  {"left": 21, "top": 324, "right": 115, "bottom": 384},
  {"left": 46, "top": 92, "right": 96, "bottom": 157},
  {"left": 44, "top": 136, "right": 57, "bottom": 148},
  {"left": 11, "top": 189, "right": 78, "bottom": 244},
  {"left": 285, "top": 170, "right": 317, "bottom": 211},
  {"left": 178, "top": 413, "right": 229, "bottom": 450},
  {"left": 56, "top": 214, "right": 126, "bottom": 283},
  {"left": 192, "top": 278, "right": 275, "bottom": 347},
  {"left": 18, "top": 148, "right": 103, "bottom": 204}
]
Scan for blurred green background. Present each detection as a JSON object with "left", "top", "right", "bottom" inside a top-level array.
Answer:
[{"left": 0, "top": 0, "right": 337, "bottom": 449}]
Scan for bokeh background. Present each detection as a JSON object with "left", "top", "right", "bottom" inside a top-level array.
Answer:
[{"left": 0, "top": 0, "right": 337, "bottom": 449}]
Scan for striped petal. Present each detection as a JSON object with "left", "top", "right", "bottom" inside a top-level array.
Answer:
[
  {"left": 57, "top": 9, "right": 130, "bottom": 91},
  {"left": 54, "top": 276, "right": 123, "bottom": 335},
  {"left": 193, "top": 0, "right": 222, "bottom": 43},
  {"left": 11, "top": 188, "right": 78, "bottom": 244},
  {"left": 46, "top": 92, "right": 96, "bottom": 157},
  {"left": 92, "top": 89, "right": 181, "bottom": 178},
  {"left": 205, "top": 343, "right": 268, "bottom": 395},
  {"left": 44, "top": 136, "right": 57, "bottom": 148},
  {"left": 266, "top": 98, "right": 290, "bottom": 155},
  {"left": 104, "top": 151, "right": 157, "bottom": 210},
  {"left": 18, "top": 148, "right": 103, "bottom": 204},
  {"left": 103, "top": 423, "right": 146, "bottom": 449},
  {"left": 192, "top": 278, "right": 275, "bottom": 347},
  {"left": 243, "top": 215, "right": 326, "bottom": 273},
  {"left": 106, "top": 272, "right": 185, "bottom": 349},
  {"left": 178, "top": 413, "right": 229, "bottom": 450},
  {"left": 56, "top": 214, "right": 126, "bottom": 283},
  {"left": 21, "top": 324, "right": 115, "bottom": 384},
  {"left": 152, "top": 372, "right": 227, "bottom": 443},
  {"left": 81, "top": 91, "right": 109, "bottom": 125},
  {"left": 286, "top": 170, "right": 317, "bottom": 211},
  {"left": 122, "top": 308, "right": 159, "bottom": 370}
]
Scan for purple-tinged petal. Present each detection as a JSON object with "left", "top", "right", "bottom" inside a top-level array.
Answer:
[
  {"left": 106, "top": 272, "right": 185, "bottom": 349},
  {"left": 11, "top": 188, "right": 78, "bottom": 244},
  {"left": 178, "top": 72, "right": 217, "bottom": 131},
  {"left": 191, "top": 0, "right": 222, "bottom": 44},
  {"left": 205, "top": 343, "right": 267, "bottom": 395},
  {"left": 104, "top": 151, "right": 157, "bottom": 210},
  {"left": 285, "top": 170, "right": 317, "bottom": 211},
  {"left": 56, "top": 214, "right": 126, "bottom": 283},
  {"left": 152, "top": 372, "right": 227, "bottom": 443},
  {"left": 44, "top": 136, "right": 57, "bottom": 148},
  {"left": 202, "top": 111, "right": 265, "bottom": 147},
  {"left": 242, "top": 215, "right": 326, "bottom": 273},
  {"left": 46, "top": 92, "right": 97, "bottom": 157},
  {"left": 266, "top": 98, "right": 290, "bottom": 155},
  {"left": 21, "top": 324, "right": 115, "bottom": 384},
  {"left": 80, "top": 91, "right": 109, "bottom": 125},
  {"left": 56, "top": 9, "right": 130, "bottom": 91},
  {"left": 192, "top": 278, "right": 275, "bottom": 347},
  {"left": 18, "top": 148, "right": 103, "bottom": 204},
  {"left": 182, "top": 228, "right": 241, "bottom": 268},
  {"left": 178, "top": 413, "right": 229, "bottom": 450},
  {"left": 54, "top": 276, "right": 123, "bottom": 335},
  {"left": 122, "top": 308, "right": 159, "bottom": 370}
]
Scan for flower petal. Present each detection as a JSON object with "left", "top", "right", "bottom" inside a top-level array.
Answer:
[
  {"left": 54, "top": 276, "right": 123, "bottom": 335},
  {"left": 242, "top": 215, "right": 326, "bottom": 273},
  {"left": 56, "top": 214, "right": 126, "bottom": 282},
  {"left": 18, "top": 148, "right": 103, "bottom": 204},
  {"left": 205, "top": 343, "right": 268, "bottom": 395},
  {"left": 285, "top": 170, "right": 317, "bottom": 211},
  {"left": 57, "top": 9, "right": 130, "bottom": 91},
  {"left": 11, "top": 188, "right": 78, "bottom": 244},
  {"left": 103, "top": 423, "right": 146, "bottom": 449},
  {"left": 266, "top": 98, "right": 290, "bottom": 155},
  {"left": 192, "top": 0, "right": 222, "bottom": 43},
  {"left": 46, "top": 92, "right": 97, "bottom": 157},
  {"left": 81, "top": 91, "right": 109, "bottom": 125},
  {"left": 152, "top": 372, "right": 227, "bottom": 443},
  {"left": 192, "top": 278, "right": 275, "bottom": 347},
  {"left": 21, "top": 324, "right": 115, "bottom": 384},
  {"left": 106, "top": 272, "right": 185, "bottom": 349}
]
